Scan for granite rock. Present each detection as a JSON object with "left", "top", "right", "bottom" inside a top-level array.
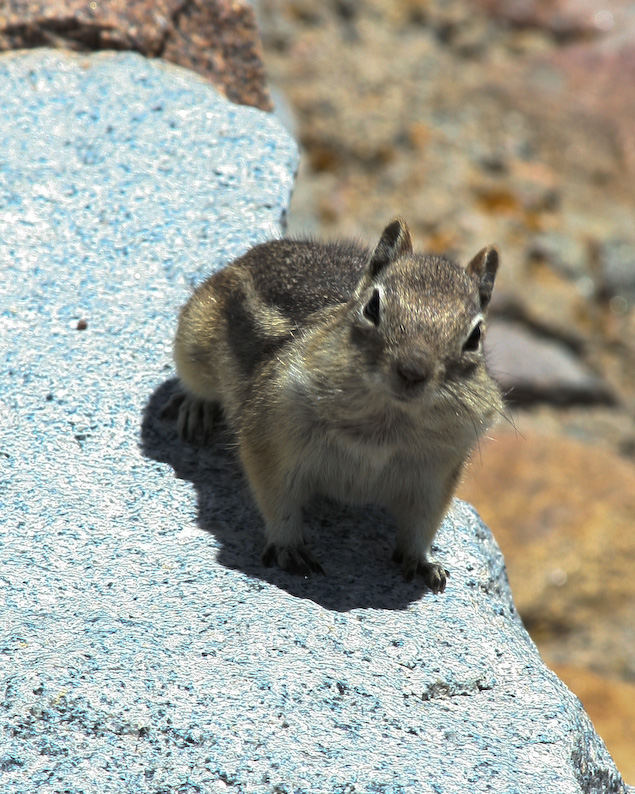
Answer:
[
  {"left": 0, "top": 49, "right": 629, "bottom": 793},
  {"left": 0, "top": 0, "right": 272, "bottom": 110}
]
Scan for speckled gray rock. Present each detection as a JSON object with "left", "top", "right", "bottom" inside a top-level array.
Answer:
[
  {"left": 0, "top": 49, "right": 628, "bottom": 794},
  {"left": 598, "top": 237, "right": 635, "bottom": 303},
  {"left": 485, "top": 320, "right": 614, "bottom": 406}
]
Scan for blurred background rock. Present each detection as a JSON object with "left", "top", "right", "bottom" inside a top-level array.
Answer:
[{"left": 254, "top": 0, "right": 635, "bottom": 781}]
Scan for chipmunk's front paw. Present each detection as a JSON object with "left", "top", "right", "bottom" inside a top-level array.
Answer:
[
  {"left": 418, "top": 562, "right": 449, "bottom": 594},
  {"left": 393, "top": 549, "right": 449, "bottom": 593},
  {"left": 162, "top": 390, "right": 217, "bottom": 444},
  {"left": 262, "top": 543, "right": 325, "bottom": 577}
]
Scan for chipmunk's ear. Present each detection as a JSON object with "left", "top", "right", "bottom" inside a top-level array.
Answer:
[
  {"left": 368, "top": 218, "right": 413, "bottom": 279},
  {"left": 466, "top": 246, "right": 498, "bottom": 310}
]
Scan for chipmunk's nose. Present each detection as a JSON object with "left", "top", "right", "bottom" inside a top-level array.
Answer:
[{"left": 396, "top": 361, "right": 429, "bottom": 387}]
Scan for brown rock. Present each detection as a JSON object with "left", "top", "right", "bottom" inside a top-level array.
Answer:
[
  {"left": 494, "top": 23, "right": 635, "bottom": 192},
  {"left": 458, "top": 428, "right": 635, "bottom": 681},
  {"left": 161, "top": 0, "right": 273, "bottom": 111},
  {"left": 546, "top": 36, "right": 635, "bottom": 187},
  {"left": 0, "top": 0, "right": 272, "bottom": 110},
  {"left": 475, "top": 0, "right": 630, "bottom": 40}
]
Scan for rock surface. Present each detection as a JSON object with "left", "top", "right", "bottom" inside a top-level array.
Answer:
[
  {"left": 0, "top": 0, "right": 272, "bottom": 110},
  {"left": 0, "top": 49, "right": 629, "bottom": 793}
]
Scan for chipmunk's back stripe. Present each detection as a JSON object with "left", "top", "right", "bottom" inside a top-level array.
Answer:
[
  {"left": 245, "top": 239, "right": 367, "bottom": 324},
  {"left": 224, "top": 287, "right": 292, "bottom": 378}
]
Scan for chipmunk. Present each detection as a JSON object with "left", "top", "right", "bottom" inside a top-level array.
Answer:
[{"left": 169, "top": 219, "right": 502, "bottom": 593}]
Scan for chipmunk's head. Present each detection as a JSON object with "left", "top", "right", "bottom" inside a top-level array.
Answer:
[{"left": 350, "top": 219, "right": 499, "bottom": 414}]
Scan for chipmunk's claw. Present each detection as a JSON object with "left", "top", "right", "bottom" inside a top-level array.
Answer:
[
  {"left": 160, "top": 390, "right": 185, "bottom": 421},
  {"left": 163, "top": 391, "right": 217, "bottom": 445}
]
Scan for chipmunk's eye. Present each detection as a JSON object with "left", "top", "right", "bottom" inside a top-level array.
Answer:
[
  {"left": 463, "top": 321, "right": 482, "bottom": 352},
  {"left": 363, "top": 288, "right": 381, "bottom": 326}
]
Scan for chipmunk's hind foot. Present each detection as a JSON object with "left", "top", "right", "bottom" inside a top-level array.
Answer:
[{"left": 162, "top": 389, "right": 218, "bottom": 445}]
